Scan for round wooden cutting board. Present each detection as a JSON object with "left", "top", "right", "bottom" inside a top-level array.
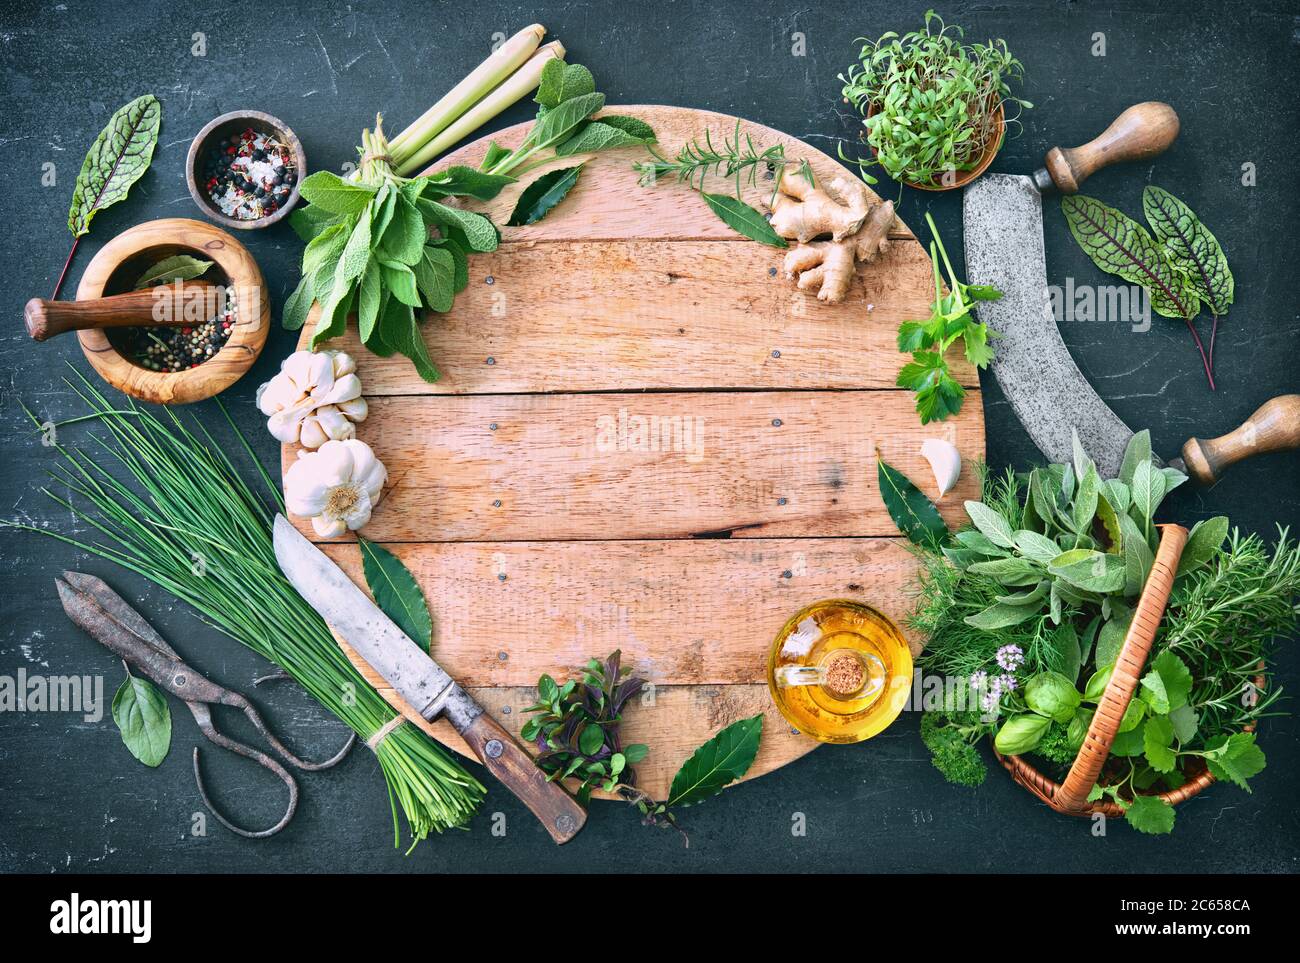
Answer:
[{"left": 286, "top": 105, "right": 985, "bottom": 800}]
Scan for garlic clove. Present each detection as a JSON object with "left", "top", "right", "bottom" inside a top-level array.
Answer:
[
  {"left": 920, "top": 438, "right": 962, "bottom": 497},
  {"left": 298, "top": 415, "right": 329, "bottom": 450},
  {"left": 311, "top": 513, "right": 348, "bottom": 538},
  {"left": 313, "top": 406, "right": 357, "bottom": 442},
  {"left": 332, "top": 351, "right": 357, "bottom": 377},
  {"left": 336, "top": 397, "right": 368, "bottom": 422},
  {"left": 281, "top": 350, "right": 315, "bottom": 388},
  {"left": 316, "top": 372, "right": 363, "bottom": 406}
]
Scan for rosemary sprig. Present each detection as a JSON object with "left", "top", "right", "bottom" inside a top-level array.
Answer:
[{"left": 633, "top": 120, "right": 813, "bottom": 202}]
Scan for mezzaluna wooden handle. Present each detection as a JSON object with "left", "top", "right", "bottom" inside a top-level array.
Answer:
[
  {"left": 1180, "top": 394, "right": 1300, "bottom": 486},
  {"left": 1042, "top": 102, "right": 1180, "bottom": 194},
  {"left": 459, "top": 711, "right": 587, "bottom": 844},
  {"left": 25, "top": 280, "right": 217, "bottom": 342}
]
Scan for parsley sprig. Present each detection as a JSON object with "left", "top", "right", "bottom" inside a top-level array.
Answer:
[{"left": 896, "top": 212, "right": 1002, "bottom": 423}]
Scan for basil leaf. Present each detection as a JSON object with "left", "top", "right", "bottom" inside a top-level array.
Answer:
[
  {"left": 993, "top": 714, "right": 1049, "bottom": 755},
  {"left": 1142, "top": 185, "right": 1234, "bottom": 316},
  {"left": 666, "top": 714, "right": 763, "bottom": 807},
  {"left": 134, "top": 255, "right": 213, "bottom": 289},
  {"left": 112, "top": 672, "right": 171, "bottom": 767},
  {"left": 1061, "top": 194, "right": 1198, "bottom": 320},
  {"left": 877, "top": 457, "right": 948, "bottom": 551},
  {"left": 700, "top": 193, "right": 788, "bottom": 248},
  {"left": 67, "top": 94, "right": 161, "bottom": 239},
  {"left": 359, "top": 538, "right": 433, "bottom": 650},
  {"left": 1025, "top": 672, "right": 1081, "bottom": 725},
  {"left": 507, "top": 165, "right": 584, "bottom": 227},
  {"left": 297, "top": 171, "right": 377, "bottom": 215}
]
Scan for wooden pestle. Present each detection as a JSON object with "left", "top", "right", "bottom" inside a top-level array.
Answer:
[{"left": 26, "top": 280, "right": 221, "bottom": 342}]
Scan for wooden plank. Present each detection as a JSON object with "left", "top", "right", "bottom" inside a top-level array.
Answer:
[
  {"left": 309, "top": 237, "right": 974, "bottom": 395},
  {"left": 431, "top": 104, "right": 913, "bottom": 242},
  {"left": 286, "top": 389, "right": 982, "bottom": 543},
  {"left": 321, "top": 536, "right": 926, "bottom": 688},
  {"left": 370, "top": 683, "right": 814, "bottom": 802}
]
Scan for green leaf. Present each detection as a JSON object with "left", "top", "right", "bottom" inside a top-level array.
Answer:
[
  {"left": 358, "top": 538, "right": 433, "bottom": 650},
  {"left": 297, "top": 171, "right": 377, "bottom": 215},
  {"left": 1125, "top": 795, "right": 1176, "bottom": 834},
  {"left": 380, "top": 195, "right": 427, "bottom": 266},
  {"left": 1150, "top": 651, "right": 1193, "bottom": 711},
  {"left": 1204, "top": 732, "right": 1266, "bottom": 791},
  {"left": 1119, "top": 697, "right": 1146, "bottom": 733},
  {"left": 1110, "top": 721, "right": 1147, "bottom": 757},
  {"left": 964, "top": 601, "right": 1042, "bottom": 630},
  {"left": 1061, "top": 194, "right": 1197, "bottom": 319},
  {"left": 1169, "top": 704, "right": 1199, "bottom": 743},
  {"left": 528, "top": 91, "right": 607, "bottom": 152},
  {"left": 380, "top": 261, "right": 421, "bottom": 307},
  {"left": 419, "top": 199, "right": 498, "bottom": 251},
  {"left": 967, "top": 557, "right": 1042, "bottom": 585},
  {"left": 1082, "top": 664, "right": 1113, "bottom": 702},
  {"left": 1119, "top": 431, "right": 1151, "bottom": 487},
  {"left": 1143, "top": 715, "right": 1177, "bottom": 772},
  {"left": 535, "top": 58, "right": 596, "bottom": 108},
  {"left": 67, "top": 94, "right": 161, "bottom": 238},
  {"left": 1014, "top": 530, "right": 1062, "bottom": 564},
  {"left": 594, "top": 114, "right": 657, "bottom": 142},
  {"left": 1139, "top": 669, "right": 1171, "bottom": 715},
  {"left": 1176, "top": 516, "right": 1229, "bottom": 577},
  {"left": 963, "top": 501, "right": 1016, "bottom": 549},
  {"left": 1120, "top": 512, "right": 1154, "bottom": 596},
  {"left": 699, "top": 193, "right": 788, "bottom": 248},
  {"left": 112, "top": 672, "right": 171, "bottom": 767},
  {"left": 623, "top": 743, "right": 649, "bottom": 764},
  {"left": 578, "top": 722, "right": 605, "bottom": 756},
  {"left": 1025, "top": 672, "right": 1081, "bottom": 724},
  {"left": 1094, "top": 611, "right": 1133, "bottom": 668},
  {"left": 337, "top": 206, "right": 373, "bottom": 282},
  {"left": 1072, "top": 465, "right": 1100, "bottom": 533},
  {"left": 877, "top": 458, "right": 948, "bottom": 551},
  {"left": 281, "top": 274, "right": 314, "bottom": 331},
  {"left": 502, "top": 165, "right": 583, "bottom": 227},
  {"left": 134, "top": 255, "right": 213, "bottom": 289},
  {"left": 383, "top": 298, "right": 440, "bottom": 383},
  {"left": 993, "top": 714, "right": 1050, "bottom": 755},
  {"left": 413, "top": 246, "right": 455, "bottom": 313},
  {"left": 290, "top": 204, "right": 345, "bottom": 242},
  {"left": 1130, "top": 459, "right": 1166, "bottom": 525},
  {"left": 302, "top": 222, "right": 351, "bottom": 279},
  {"left": 423, "top": 165, "right": 516, "bottom": 200},
  {"left": 666, "top": 714, "right": 763, "bottom": 807},
  {"left": 1048, "top": 549, "right": 1125, "bottom": 594},
  {"left": 556, "top": 120, "right": 656, "bottom": 156},
  {"left": 357, "top": 261, "right": 381, "bottom": 341},
  {"left": 1142, "top": 185, "right": 1234, "bottom": 316}
]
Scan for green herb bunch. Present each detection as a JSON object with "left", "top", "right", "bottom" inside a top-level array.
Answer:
[
  {"left": 905, "top": 444, "right": 1299, "bottom": 834},
  {"left": 895, "top": 212, "right": 1002, "bottom": 423},
  {"left": 838, "top": 10, "right": 1030, "bottom": 188},
  {"left": 522, "top": 650, "right": 650, "bottom": 804},
  {"left": 523, "top": 652, "right": 764, "bottom": 843}
]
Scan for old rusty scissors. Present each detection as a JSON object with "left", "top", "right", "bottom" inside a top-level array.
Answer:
[{"left": 55, "top": 571, "right": 354, "bottom": 838}]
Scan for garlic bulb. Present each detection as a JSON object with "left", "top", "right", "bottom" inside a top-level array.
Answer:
[
  {"left": 257, "top": 350, "right": 368, "bottom": 449},
  {"left": 920, "top": 438, "right": 962, "bottom": 497},
  {"left": 284, "top": 439, "right": 388, "bottom": 538}
]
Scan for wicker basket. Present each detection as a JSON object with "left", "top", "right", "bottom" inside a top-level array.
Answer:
[{"left": 995, "top": 523, "right": 1227, "bottom": 818}]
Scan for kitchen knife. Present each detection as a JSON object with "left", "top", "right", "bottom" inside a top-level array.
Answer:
[{"left": 272, "top": 514, "right": 587, "bottom": 844}]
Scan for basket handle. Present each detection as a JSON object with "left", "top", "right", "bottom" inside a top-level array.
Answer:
[{"left": 1054, "top": 523, "right": 1188, "bottom": 812}]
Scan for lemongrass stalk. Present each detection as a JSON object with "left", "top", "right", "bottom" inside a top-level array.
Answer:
[
  {"left": 398, "top": 40, "right": 566, "bottom": 176},
  {"left": 389, "top": 23, "right": 545, "bottom": 165}
]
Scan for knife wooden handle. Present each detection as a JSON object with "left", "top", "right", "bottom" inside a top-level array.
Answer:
[
  {"left": 1043, "top": 102, "right": 1180, "bottom": 194},
  {"left": 1181, "top": 394, "right": 1300, "bottom": 486},
  {"left": 460, "top": 711, "right": 587, "bottom": 844},
  {"left": 25, "top": 280, "right": 218, "bottom": 342}
]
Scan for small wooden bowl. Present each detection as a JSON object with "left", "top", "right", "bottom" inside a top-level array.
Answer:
[
  {"left": 186, "top": 110, "right": 306, "bottom": 230},
  {"left": 864, "top": 100, "right": 1004, "bottom": 192},
  {"left": 75, "top": 218, "right": 270, "bottom": 404}
]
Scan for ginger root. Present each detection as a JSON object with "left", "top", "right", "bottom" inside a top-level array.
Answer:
[{"left": 767, "top": 163, "right": 894, "bottom": 303}]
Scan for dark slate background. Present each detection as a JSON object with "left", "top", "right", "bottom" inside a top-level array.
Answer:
[{"left": 1, "top": 0, "right": 1297, "bottom": 873}]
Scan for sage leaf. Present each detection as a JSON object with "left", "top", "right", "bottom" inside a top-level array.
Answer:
[
  {"left": 1142, "top": 186, "right": 1234, "bottom": 316},
  {"left": 297, "top": 171, "right": 377, "bottom": 216},
  {"left": 700, "top": 193, "right": 788, "bottom": 248},
  {"left": 1094, "top": 611, "right": 1132, "bottom": 667},
  {"left": 1176, "top": 516, "right": 1229, "bottom": 577},
  {"left": 423, "top": 166, "right": 516, "bottom": 201},
  {"left": 1125, "top": 794, "right": 1176, "bottom": 834},
  {"left": 666, "top": 713, "right": 763, "bottom": 807},
  {"left": 528, "top": 92, "right": 606, "bottom": 150},
  {"left": 290, "top": 204, "right": 345, "bottom": 242},
  {"left": 1049, "top": 549, "right": 1125, "bottom": 594},
  {"left": 507, "top": 165, "right": 584, "bottom": 227},
  {"left": 419, "top": 199, "right": 499, "bottom": 252},
  {"left": 556, "top": 119, "right": 656, "bottom": 156},
  {"left": 112, "top": 672, "right": 171, "bottom": 767},
  {"left": 281, "top": 274, "right": 314, "bottom": 331},
  {"left": 413, "top": 246, "right": 455, "bottom": 313},
  {"left": 385, "top": 300, "right": 440, "bottom": 383},
  {"left": 964, "top": 501, "right": 1016, "bottom": 548},
  {"left": 1119, "top": 430, "right": 1151, "bottom": 487},
  {"left": 967, "top": 557, "right": 1042, "bottom": 585},
  {"left": 358, "top": 539, "right": 433, "bottom": 650},
  {"left": 380, "top": 196, "right": 426, "bottom": 266},
  {"left": 357, "top": 261, "right": 381, "bottom": 342},
  {"left": 535, "top": 59, "right": 596, "bottom": 108},
  {"left": 1119, "top": 512, "right": 1154, "bottom": 596},
  {"left": 877, "top": 458, "right": 948, "bottom": 551},
  {"left": 67, "top": 94, "right": 161, "bottom": 240},
  {"left": 964, "top": 601, "right": 1042, "bottom": 630},
  {"left": 1072, "top": 465, "right": 1100, "bottom": 533},
  {"left": 1061, "top": 194, "right": 1198, "bottom": 320},
  {"left": 380, "top": 261, "right": 421, "bottom": 307},
  {"left": 134, "top": 255, "right": 213, "bottom": 289},
  {"left": 1130, "top": 459, "right": 1165, "bottom": 526}
]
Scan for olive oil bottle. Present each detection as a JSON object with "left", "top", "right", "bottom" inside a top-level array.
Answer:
[{"left": 767, "top": 599, "right": 913, "bottom": 743}]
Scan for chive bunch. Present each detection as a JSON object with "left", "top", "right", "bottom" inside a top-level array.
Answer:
[{"left": 11, "top": 372, "right": 484, "bottom": 848}]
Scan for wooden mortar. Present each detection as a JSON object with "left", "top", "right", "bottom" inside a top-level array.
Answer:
[{"left": 75, "top": 218, "right": 269, "bottom": 404}]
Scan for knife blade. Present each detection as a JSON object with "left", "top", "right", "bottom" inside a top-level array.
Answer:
[
  {"left": 272, "top": 514, "right": 587, "bottom": 844},
  {"left": 963, "top": 103, "right": 1181, "bottom": 478}
]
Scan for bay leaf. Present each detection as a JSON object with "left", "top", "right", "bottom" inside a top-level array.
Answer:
[
  {"left": 507, "top": 165, "right": 584, "bottom": 227},
  {"left": 700, "top": 193, "right": 788, "bottom": 248},
  {"left": 666, "top": 714, "right": 763, "bottom": 808},
  {"left": 359, "top": 538, "right": 433, "bottom": 650},
  {"left": 133, "top": 255, "right": 213, "bottom": 289},
  {"left": 878, "top": 458, "right": 948, "bottom": 551}
]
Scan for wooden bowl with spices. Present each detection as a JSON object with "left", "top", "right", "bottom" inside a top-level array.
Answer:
[
  {"left": 186, "top": 110, "right": 306, "bottom": 230},
  {"left": 75, "top": 218, "right": 269, "bottom": 404}
]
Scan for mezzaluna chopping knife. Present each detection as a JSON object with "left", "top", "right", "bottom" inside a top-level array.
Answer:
[
  {"left": 272, "top": 514, "right": 587, "bottom": 844},
  {"left": 962, "top": 102, "right": 1300, "bottom": 482}
]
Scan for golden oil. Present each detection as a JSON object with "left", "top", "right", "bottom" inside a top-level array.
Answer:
[{"left": 767, "top": 599, "right": 913, "bottom": 744}]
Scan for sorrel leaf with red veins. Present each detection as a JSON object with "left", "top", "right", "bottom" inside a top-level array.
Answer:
[
  {"left": 54, "top": 94, "right": 161, "bottom": 299},
  {"left": 1142, "top": 186, "right": 1234, "bottom": 318}
]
